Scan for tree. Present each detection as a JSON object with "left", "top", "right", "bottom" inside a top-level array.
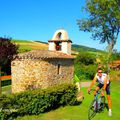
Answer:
[
  {"left": 74, "top": 52, "right": 97, "bottom": 80},
  {"left": 0, "top": 37, "right": 18, "bottom": 94},
  {"left": 75, "top": 52, "right": 96, "bottom": 65},
  {"left": 77, "top": 0, "right": 120, "bottom": 68},
  {"left": 112, "top": 50, "right": 120, "bottom": 60}
]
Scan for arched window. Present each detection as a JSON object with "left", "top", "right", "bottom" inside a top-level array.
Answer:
[
  {"left": 57, "top": 32, "right": 62, "bottom": 40},
  {"left": 55, "top": 41, "right": 62, "bottom": 51},
  {"left": 57, "top": 64, "right": 61, "bottom": 74}
]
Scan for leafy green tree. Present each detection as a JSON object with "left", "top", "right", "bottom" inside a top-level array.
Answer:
[
  {"left": 75, "top": 52, "right": 96, "bottom": 65},
  {"left": 112, "top": 50, "right": 120, "bottom": 60},
  {"left": 0, "top": 37, "right": 18, "bottom": 94},
  {"left": 77, "top": 0, "right": 120, "bottom": 67},
  {"left": 74, "top": 52, "right": 97, "bottom": 80}
]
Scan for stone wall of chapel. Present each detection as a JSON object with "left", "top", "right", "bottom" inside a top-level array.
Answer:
[{"left": 11, "top": 59, "right": 74, "bottom": 93}]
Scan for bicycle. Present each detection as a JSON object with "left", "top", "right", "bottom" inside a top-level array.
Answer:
[{"left": 88, "top": 89, "right": 105, "bottom": 120}]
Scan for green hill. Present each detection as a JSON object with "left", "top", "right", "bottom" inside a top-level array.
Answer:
[
  {"left": 12, "top": 39, "right": 103, "bottom": 54},
  {"left": 72, "top": 44, "right": 102, "bottom": 53}
]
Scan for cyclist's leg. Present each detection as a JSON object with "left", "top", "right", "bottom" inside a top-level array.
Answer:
[
  {"left": 106, "top": 83, "right": 112, "bottom": 109},
  {"left": 106, "top": 83, "right": 112, "bottom": 116},
  {"left": 107, "top": 95, "right": 111, "bottom": 109},
  {"left": 94, "top": 83, "right": 103, "bottom": 95},
  {"left": 94, "top": 86, "right": 99, "bottom": 95}
]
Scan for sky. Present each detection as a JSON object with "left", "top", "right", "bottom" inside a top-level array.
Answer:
[{"left": 0, "top": 0, "right": 120, "bottom": 51}]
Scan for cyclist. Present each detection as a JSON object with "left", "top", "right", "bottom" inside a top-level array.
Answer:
[{"left": 87, "top": 68, "right": 112, "bottom": 116}]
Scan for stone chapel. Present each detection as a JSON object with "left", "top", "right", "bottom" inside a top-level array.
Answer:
[{"left": 11, "top": 29, "right": 74, "bottom": 93}]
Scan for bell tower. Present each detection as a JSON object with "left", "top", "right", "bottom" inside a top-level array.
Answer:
[{"left": 48, "top": 29, "right": 72, "bottom": 55}]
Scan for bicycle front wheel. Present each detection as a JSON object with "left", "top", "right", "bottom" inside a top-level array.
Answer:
[
  {"left": 88, "top": 100, "right": 96, "bottom": 120},
  {"left": 100, "top": 96, "right": 105, "bottom": 110}
]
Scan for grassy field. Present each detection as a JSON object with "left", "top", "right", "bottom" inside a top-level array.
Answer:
[
  {"left": 12, "top": 39, "right": 33, "bottom": 43},
  {"left": 15, "top": 81, "right": 120, "bottom": 120},
  {"left": 2, "top": 85, "right": 11, "bottom": 91},
  {"left": 12, "top": 39, "right": 48, "bottom": 53}
]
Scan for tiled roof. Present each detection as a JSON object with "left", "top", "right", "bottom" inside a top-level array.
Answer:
[
  {"left": 113, "top": 60, "right": 120, "bottom": 64},
  {"left": 48, "top": 40, "right": 72, "bottom": 43},
  {"left": 14, "top": 50, "right": 74, "bottom": 60}
]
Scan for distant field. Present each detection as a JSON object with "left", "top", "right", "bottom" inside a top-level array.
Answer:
[
  {"left": 12, "top": 39, "right": 33, "bottom": 43},
  {"left": 12, "top": 39, "right": 48, "bottom": 53}
]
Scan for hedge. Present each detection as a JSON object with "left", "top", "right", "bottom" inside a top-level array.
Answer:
[
  {"left": 1, "top": 79, "right": 11, "bottom": 87},
  {"left": 0, "top": 84, "right": 77, "bottom": 120}
]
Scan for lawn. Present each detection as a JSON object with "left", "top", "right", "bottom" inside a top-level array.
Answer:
[
  {"left": 2, "top": 85, "right": 11, "bottom": 94},
  {"left": 15, "top": 81, "right": 120, "bottom": 120}
]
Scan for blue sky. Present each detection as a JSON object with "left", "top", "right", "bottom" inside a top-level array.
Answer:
[{"left": 0, "top": 0, "right": 119, "bottom": 51}]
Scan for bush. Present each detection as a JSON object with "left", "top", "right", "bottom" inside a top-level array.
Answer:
[
  {"left": 0, "top": 84, "right": 77, "bottom": 120},
  {"left": 74, "top": 52, "right": 97, "bottom": 81},
  {"left": 74, "top": 63, "right": 97, "bottom": 81},
  {"left": 83, "top": 65, "right": 97, "bottom": 79},
  {"left": 112, "top": 51, "right": 120, "bottom": 60},
  {"left": 75, "top": 52, "right": 96, "bottom": 65},
  {"left": 1, "top": 79, "right": 11, "bottom": 87},
  {"left": 1, "top": 72, "right": 7, "bottom": 76},
  {"left": 0, "top": 37, "right": 19, "bottom": 75}
]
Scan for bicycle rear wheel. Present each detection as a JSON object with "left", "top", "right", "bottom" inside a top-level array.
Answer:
[{"left": 88, "top": 100, "right": 96, "bottom": 120}]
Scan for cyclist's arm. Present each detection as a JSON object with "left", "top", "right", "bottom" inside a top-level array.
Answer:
[{"left": 87, "top": 75, "right": 97, "bottom": 93}]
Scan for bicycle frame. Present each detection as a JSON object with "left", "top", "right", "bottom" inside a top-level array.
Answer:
[
  {"left": 93, "top": 91, "right": 100, "bottom": 112},
  {"left": 94, "top": 91, "right": 100, "bottom": 101}
]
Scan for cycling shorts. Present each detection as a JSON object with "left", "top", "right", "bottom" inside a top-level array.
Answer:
[{"left": 97, "top": 82, "right": 110, "bottom": 95}]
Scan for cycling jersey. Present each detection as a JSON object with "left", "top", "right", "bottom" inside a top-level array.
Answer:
[{"left": 95, "top": 73, "right": 110, "bottom": 84}]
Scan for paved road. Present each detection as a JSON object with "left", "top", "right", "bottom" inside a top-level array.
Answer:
[{"left": 81, "top": 82, "right": 91, "bottom": 87}]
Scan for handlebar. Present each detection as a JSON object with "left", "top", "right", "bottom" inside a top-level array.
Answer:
[{"left": 88, "top": 89, "right": 101, "bottom": 94}]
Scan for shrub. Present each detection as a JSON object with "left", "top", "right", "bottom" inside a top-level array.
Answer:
[
  {"left": 112, "top": 51, "right": 120, "bottom": 60},
  {"left": 83, "top": 65, "right": 97, "bottom": 79},
  {"left": 74, "top": 52, "right": 97, "bottom": 81},
  {"left": 75, "top": 52, "right": 96, "bottom": 65},
  {"left": 0, "top": 84, "right": 77, "bottom": 120},
  {"left": 74, "top": 63, "right": 97, "bottom": 81},
  {"left": 0, "top": 37, "right": 19, "bottom": 75},
  {"left": 1, "top": 79, "right": 11, "bottom": 87}
]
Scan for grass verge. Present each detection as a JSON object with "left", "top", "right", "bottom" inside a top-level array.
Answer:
[{"left": 2, "top": 85, "right": 11, "bottom": 94}]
